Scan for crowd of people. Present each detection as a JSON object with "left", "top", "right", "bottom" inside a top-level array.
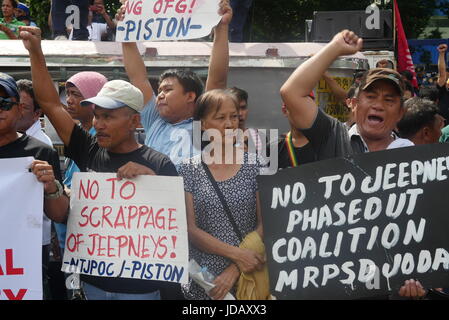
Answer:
[
  {"left": 1, "top": 0, "right": 449, "bottom": 301},
  {"left": 0, "top": 0, "right": 254, "bottom": 42}
]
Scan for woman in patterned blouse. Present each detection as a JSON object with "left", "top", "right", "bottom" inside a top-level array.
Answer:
[{"left": 178, "top": 89, "right": 265, "bottom": 300}]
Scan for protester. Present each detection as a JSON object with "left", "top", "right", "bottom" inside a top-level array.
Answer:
[
  {"left": 120, "top": 0, "right": 232, "bottom": 165},
  {"left": 403, "top": 80, "right": 414, "bottom": 100},
  {"left": 16, "top": 79, "right": 52, "bottom": 146},
  {"left": 178, "top": 89, "right": 266, "bottom": 300},
  {"left": 419, "top": 86, "right": 439, "bottom": 104},
  {"left": 52, "top": 71, "right": 107, "bottom": 300},
  {"left": 0, "top": 0, "right": 25, "bottom": 39},
  {"left": 15, "top": 2, "right": 36, "bottom": 26},
  {"left": 229, "top": 0, "right": 253, "bottom": 42},
  {"left": 0, "top": 71, "right": 69, "bottom": 299},
  {"left": 279, "top": 30, "right": 430, "bottom": 298},
  {"left": 21, "top": 25, "right": 180, "bottom": 300},
  {"left": 228, "top": 86, "right": 264, "bottom": 153},
  {"left": 344, "top": 83, "right": 359, "bottom": 129},
  {"left": 397, "top": 97, "right": 445, "bottom": 145},
  {"left": 436, "top": 44, "right": 449, "bottom": 121},
  {"left": 86, "top": 0, "right": 115, "bottom": 41},
  {"left": 375, "top": 59, "right": 394, "bottom": 69},
  {"left": 51, "top": 0, "right": 89, "bottom": 40}
]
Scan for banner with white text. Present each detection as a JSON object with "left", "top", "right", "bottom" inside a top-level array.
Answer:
[{"left": 258, "top": 144, "right": 449, "bottom": 299}]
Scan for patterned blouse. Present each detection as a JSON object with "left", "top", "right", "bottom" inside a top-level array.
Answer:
[{"left": 178, "top": 152, "right": 261, "bottom": 300}]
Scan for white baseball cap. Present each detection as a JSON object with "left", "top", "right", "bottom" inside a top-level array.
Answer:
[{"left": 81, "top": 80, "right": 144, "bottom": 112}]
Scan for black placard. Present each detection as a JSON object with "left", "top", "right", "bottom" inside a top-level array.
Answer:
[{"left": 258, "top": 144, "right": 449, "bottom": 299}]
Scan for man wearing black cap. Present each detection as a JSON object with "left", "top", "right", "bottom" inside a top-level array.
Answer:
[
  {"left": 21, "top": 26, "right": 180, "bottom": 300},
  {"left": 0, "top": 72, "right": 69, "bottom": 299}
]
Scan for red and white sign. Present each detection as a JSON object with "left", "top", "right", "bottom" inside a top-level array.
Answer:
[
  {"left": 62, "top": 173, "right": 189, "bottom": 284},
  {"left": 0, "top": 157, "right": 43, "bottom": 300}
]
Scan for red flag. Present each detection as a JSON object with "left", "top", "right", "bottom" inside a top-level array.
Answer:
[{"left": 394, "top": 0, "right": 418, "bottom": 88}]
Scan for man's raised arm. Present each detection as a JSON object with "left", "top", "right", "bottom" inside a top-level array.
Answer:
[
  {"left": 118, "top": 3, "right": 154, "bottom": 105},
  {"left": 437, "top": 44, "right": 447, "bottom": 88},
  {"left": 205, "top": 0, "right": 232, "bottom": 91},
  {"left": 20, "top": 26, "right": 75, "bottom": 146},
  {"left": 280, "top": 30, "right": 363, "bottom": 129}
]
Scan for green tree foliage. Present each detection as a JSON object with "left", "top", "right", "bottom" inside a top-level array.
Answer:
[
  {"left": 250, "top": 0, "right": 440, "bottom": 42},
  {"left": 24, "top": 0, "right": 51, "bottom": 37}
]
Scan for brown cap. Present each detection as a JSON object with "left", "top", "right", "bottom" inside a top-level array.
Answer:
[{"left": 360, "top": 68, "right": 405, "bottom": 95}]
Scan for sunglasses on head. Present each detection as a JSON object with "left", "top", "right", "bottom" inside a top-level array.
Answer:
[{"left": 0, "top": 97, "right": 18, "bottom": 111}]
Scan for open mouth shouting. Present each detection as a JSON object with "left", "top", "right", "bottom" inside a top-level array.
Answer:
[{"left": 367, "top": 114, "right": 384, "bottom": 126}]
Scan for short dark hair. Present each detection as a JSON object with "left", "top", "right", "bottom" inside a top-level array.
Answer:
[
  {"left": 194, "top": 89, "right": 239, "bottom": 121},
  {"left": 159, "top": 69, "right": 204, "bottom": 102},
  {"left": 419, "top": 86, "right": 439, "bottom": 103},
  {"left": 353, "top": 71, "right": 365, "bottom": 81},
  {"left": 375, "top": 59, "right": 394, "bottom": 69},
  {"left": 404, "top": 81, "right": 414, "bottom": 93},
  {"left": 400, "top": 70, "right": 414, "bottom": 82},
  {"left": 16, "top": 79, "right": 40, "bottom": 111},
  {"left": 228, "top": 87, "right": 248, "bottom": 104},
  {"left": 397, "top": 97, "right": 439, "bottom": 138},
  {"left": 4, "top": 0, "right": 19, "bottom": 8}
]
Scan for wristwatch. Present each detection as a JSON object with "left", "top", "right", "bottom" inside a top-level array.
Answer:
[{"left": 44, "top": 180, "right": 64, "bottom": 199}]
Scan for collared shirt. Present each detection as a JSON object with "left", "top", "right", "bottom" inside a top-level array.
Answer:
[
  {"left": 141, "top": 95, "right": 199, "bottom": 166},
  {"left": 348, "top": 124, "right": 414, "bottom": 153},
  {"left": 25, "top": 120, "right": 53, "bottom": 147},
  {"left": 0, "top": 18, "right": 25, "bottom": 39}
]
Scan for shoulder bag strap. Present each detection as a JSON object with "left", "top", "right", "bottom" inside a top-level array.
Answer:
[{"left": 201, "top": 161, "right": 243, "bottom": 242}]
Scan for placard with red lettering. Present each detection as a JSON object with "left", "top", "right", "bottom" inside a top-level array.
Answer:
[
  {"left": 62, "top": 173, "right": 188, "bottom": 284},
  {"left": 0, "top": 157, "right": 43, "bottom": 300},
  {"left": 116, "top": 0, "right": 221, "bottom": 42}
]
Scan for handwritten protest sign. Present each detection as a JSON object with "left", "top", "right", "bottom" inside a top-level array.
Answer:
[
  {"left": 0, "top": 158, "right": 43, "bottom": 300},
  {"left": 116, "top": 0, "right": 221, "bottom": 42},
  {"left": 62, "top": 173, "right": 189, "bottom": 284},
  {"left": 258, "top": 144, "right": 449, "bottom": 299}
]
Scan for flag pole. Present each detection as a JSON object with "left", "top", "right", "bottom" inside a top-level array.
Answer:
[{"left": 393, "top": 0, "right": 397, "bottom": 69}]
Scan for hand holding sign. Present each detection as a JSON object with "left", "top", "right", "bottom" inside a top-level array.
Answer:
[
  {"left": 116, "top": 161, "right": 156, "bottom": 180},
  {"left": 116, "top": 0, "right": 221, "bottom": 42}
]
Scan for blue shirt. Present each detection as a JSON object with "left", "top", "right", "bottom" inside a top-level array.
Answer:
[{"left": 141, "top": 95, "right": 199, "bottom": 166}]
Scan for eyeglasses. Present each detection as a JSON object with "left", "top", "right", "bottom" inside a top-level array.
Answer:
[{"left": 0, "top": 97, "right": 18, "bottom": 111}]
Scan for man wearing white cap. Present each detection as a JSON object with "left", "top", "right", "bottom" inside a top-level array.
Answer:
[{"left": 21, "top": 26, "right": 179, "bottom": 300}]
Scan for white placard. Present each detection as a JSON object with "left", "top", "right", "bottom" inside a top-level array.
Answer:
[
  {"left": 62, "top": 173, "right": 189, "bottom": 284},
  {"left": 116, "top": 0, "right": 221, "bottom": 42},
  {"left": 0, "top": 157, "right": 43, "bottom": 300}
]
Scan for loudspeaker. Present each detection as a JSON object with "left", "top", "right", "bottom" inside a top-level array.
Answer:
[{"left": 309, "top": 10, "right": 393, "bottom": 50}]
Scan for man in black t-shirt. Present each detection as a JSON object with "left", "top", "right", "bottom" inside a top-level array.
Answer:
[
  {"left": 0, "top": 72, "right": 68, "bottom": 222},
  {"left": 280, "top": 30, "right": 427, "bottom": 299},
  {"left": 21, "top": 27, "right": 180, "bottom": 300},
  {"left": 0, "top": 72, "right": 69, "bottom": 300}
]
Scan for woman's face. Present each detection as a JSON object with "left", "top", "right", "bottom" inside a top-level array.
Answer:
[
  {"left": 2, "top": 0, "right": 15, "bottom": 18},
  {"left": 201, "top": 96, "right": 239, "bottom": 144}
]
